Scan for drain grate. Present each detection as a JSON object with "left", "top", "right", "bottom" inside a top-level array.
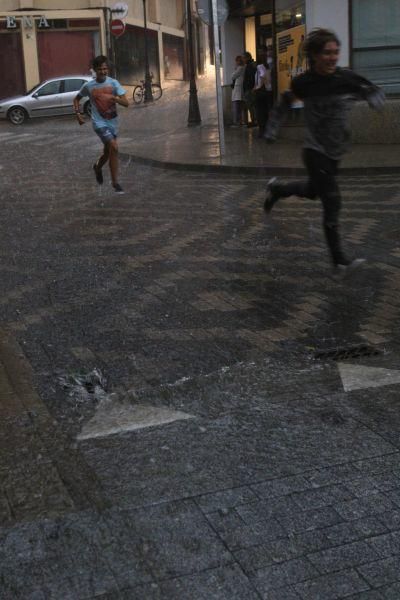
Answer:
[{"left": 314, "top": 344, "right": 382, "bottom": 361}]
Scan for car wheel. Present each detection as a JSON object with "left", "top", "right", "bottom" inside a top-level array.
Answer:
[
  {"left": 8, "top": 106, "right": 27, "bottom": 125},
  {"left": 84, "top": 101, "right": 92, "bottom": 118}
]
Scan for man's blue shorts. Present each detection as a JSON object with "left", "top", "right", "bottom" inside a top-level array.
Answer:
[{"left": 94, "top": 126, "right": 117, "bottom": 144}]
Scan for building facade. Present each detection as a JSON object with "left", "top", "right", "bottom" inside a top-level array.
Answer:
[
  {"left": 2, "top": 1, "right": 397, "bottom": 103},
  {"left": 0, "top": 0, "right": 194, "bottom": 99},
  {"left": 222, "top": 0, "right": 400, "bottom": 96}
]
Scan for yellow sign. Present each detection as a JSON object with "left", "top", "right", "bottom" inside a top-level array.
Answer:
[{"left": 276, "top": 25, "right": 306, "bottom": 95}]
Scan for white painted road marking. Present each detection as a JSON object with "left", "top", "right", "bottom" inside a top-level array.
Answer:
[
  {"left": 338, "top": 362, "right": 400, "bottom": 392},
  {"left": 77, "top": 398, "right": 194, "bottom": 440}
]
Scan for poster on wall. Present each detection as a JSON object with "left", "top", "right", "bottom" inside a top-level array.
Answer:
[{"left": 276, "top": 24, "right": 306, "bottom": 95}]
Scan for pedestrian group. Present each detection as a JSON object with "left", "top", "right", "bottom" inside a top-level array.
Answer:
[{"left": 230, "top": 45, "right": 274, "bottom": 139}]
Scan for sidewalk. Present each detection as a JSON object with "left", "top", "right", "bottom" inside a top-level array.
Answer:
[{"left": 119, "top": 71, "right": 400, "bottom": 174}]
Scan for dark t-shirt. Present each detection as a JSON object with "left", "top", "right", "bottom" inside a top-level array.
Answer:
[
  {"left": 243, "top": 61, "right": 257, "bottom": 92},
  {"left": 290, "top": 68, "right": 380, "bottom": 159}
]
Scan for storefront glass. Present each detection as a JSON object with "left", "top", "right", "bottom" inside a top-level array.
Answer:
[
  {"left": 114, "top": 24, "right": 160, "bottom": 85},
  {"left": 352, "top": 0, "right": 400, "bottom": 94},
  {"left": 275, "top": 0, "right": 305, "bottom": 94},
  {"left": 162, "top": 33, "right": 184, "bottom": 80},
  {"left": 275, "top": 0, "right": 305, "bottom": 33}
]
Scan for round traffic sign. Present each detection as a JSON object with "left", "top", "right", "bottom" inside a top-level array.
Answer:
[
  {"left": 112, "top": 2, "right": 129, "bottom": 20},
  {"left": 110, "top": 19, "right": 125, "bottom": 37},
  {"left": 197, "top": 0, "right": 229, "bottom": 26}
]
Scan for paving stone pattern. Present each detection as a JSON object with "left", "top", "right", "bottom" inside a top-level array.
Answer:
[{"left": 1, "top": 119, "right": 400, "bottom": 598}]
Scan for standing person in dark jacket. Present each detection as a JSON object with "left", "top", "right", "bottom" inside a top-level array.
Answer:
[
  {"left": 254, "top": 46, "right": 273, "bottom": 138},
  {"left": 263, "top": 28, "right": 385, "bottom": 271},
  {"left": 242, "top": 51, "right": 257, "bottom": 127}
]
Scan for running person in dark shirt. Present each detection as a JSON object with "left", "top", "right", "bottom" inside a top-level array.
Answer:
[{"left": 264, "top": 28, "right": 385, "bottom": 271}]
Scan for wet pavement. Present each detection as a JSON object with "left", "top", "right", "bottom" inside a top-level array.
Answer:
[
  {"left": 117, "top": 71, "right": 400, "bottom": 172},
  {"left": 0, "top": 90, "right": 400, "bottom": 599}
]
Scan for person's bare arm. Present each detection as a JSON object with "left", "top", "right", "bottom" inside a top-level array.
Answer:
[
  {"left": 114, "top": 93, "right": 129, "bottom": 107},
  {"left": 73, "top": 94, "right": 85, "bottom": 125},
  {"left": 264, "top": 91, "right": 296, "bottom": 141}
]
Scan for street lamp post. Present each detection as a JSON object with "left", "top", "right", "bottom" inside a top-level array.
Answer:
[
  {"left": 142, "top": 0, "right": 153, "bottom": 102},
  {"left": 186, "top": 0, "right": 201, "bottom": 125},
  {"left": 271, "top": 0, "right": 278, "bottom": 102}
]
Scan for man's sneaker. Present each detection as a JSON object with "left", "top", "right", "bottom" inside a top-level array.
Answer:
[
  {"left": 264, "top": 177, "right": 280, "bottom": 213},
  {"left": 93, "top": 162, "right": 103, "bottom": 185},
  {"left": 113, "top": 183, "right": 125, "bottom": 194},
  {"left": 336, "top": 258, "right": 366, "bottom": 273}
]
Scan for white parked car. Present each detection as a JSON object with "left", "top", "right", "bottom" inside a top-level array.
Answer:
[{"left": 0, "top": 75, "right": 93, "bottom": 125}]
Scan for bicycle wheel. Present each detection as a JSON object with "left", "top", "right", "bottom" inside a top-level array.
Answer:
[
  {"left": 151, "top": 84, "right": 162, "bottom": 101},
  {"left": 133, "top": 86, "right": 144, "bottom": 104}
]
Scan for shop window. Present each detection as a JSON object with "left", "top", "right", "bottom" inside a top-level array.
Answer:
[
  {"left": 163, "top": 33, "right": 184, "bottom": 80},
  {"left": 275, "top": 0, "right": 305, "bottom": 33},
  {"left": 69, "top": 19, "right": 100, "bottom": 29},
  {"left": 114, "top": 24, "right": 160, "bottom": 85},
  {"left": 352, "top": 0, "right": 400, "bottom": 94}
]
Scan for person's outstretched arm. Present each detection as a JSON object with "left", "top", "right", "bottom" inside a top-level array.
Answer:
[
  {"left": 264, "top": 90, "right": 295, "bottom": 142},
  {"left": 341, "top": 69, "right": 385, "bottom": 111}
]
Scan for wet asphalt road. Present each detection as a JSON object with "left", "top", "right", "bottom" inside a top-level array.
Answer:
[{"left": 1, "top": 116, "right": 400, "bottom": 599}]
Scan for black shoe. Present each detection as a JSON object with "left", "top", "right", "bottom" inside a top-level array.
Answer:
[
  {"left": 264, "top": 177, "right": 280, "bottom": 213},
  {"left": 336, "top": 258, "right": 366, "bottom": 273},
  {"left": 113, "top": 183, "right": 125, "bottom": 195},
  {"left": 246, "top": 122, "right": 257, "bottom": 128},
  {"left": 93, "top": 162, "right": 103, "bottom": 185}
]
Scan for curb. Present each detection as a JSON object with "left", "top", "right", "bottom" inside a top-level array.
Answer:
[
  {"left": 0, "top": 329, "right": 109, "bottom": 512},
  {"left": 121, "top": 151, "right": 400, "bottom": 176}
]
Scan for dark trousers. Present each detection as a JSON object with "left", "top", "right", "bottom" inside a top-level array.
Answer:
[
  {"left": 255, "top": 89, "right": 273, "bottom": 135},
  {"left": 274, "top": 148, "right": 346, "bottom": 265},
  {"left": 243, "top": 89, "right": 256, "bottom": 124}
]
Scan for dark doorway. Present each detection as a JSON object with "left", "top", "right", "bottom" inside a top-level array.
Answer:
[{"left": 0, "top": 32, "right": 25, "bottom": 99}]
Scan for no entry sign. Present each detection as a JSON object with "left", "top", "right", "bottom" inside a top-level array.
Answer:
[{"left": 111, "top": 19, "right": 125, "bottom": 37}]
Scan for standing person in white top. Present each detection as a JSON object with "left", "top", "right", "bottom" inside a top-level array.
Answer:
[
  {"left": 231, "top": 55, "right": 245, "bottom": 127},
  {"left": 254, "top": 46, "right": 272, "bottom": 138}
]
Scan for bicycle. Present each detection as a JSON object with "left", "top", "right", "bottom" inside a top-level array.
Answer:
[{"left": 132, "top": 76, "right": 162, "bottom": 104}]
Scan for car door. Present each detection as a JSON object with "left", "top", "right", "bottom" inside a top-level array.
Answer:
[
  {"left": 59, "top": 78, "right": 88, "bottom": 115},
  {"left": 29, "top": 80, "right": 62, "bottom": 117}
]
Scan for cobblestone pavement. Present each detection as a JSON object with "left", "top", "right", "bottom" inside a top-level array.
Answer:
[{"left": 1, "top": 118, "right": 400, "bottom": 599}]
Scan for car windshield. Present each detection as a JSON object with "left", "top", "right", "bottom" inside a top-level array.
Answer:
[{"left": 26, "top": 83, "right": 42, "bottom": 95}]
